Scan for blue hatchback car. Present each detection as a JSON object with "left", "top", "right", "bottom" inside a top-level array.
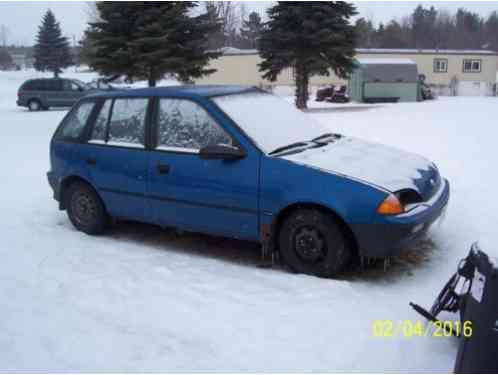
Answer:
[{"left": 48, "top": 86, "right": 449, "bottom": 277}]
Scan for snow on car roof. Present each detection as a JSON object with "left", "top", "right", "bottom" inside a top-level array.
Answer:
[{"left": 356, "top": 58, "right": 416, "bottom": 65}]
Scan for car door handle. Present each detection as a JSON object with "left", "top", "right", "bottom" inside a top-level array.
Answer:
[
  {"left": 156, "top": 164, "right": 170, "bottom": 174},
  {"left": 86, "top": 158, "right": 97, "bottom": 166}
]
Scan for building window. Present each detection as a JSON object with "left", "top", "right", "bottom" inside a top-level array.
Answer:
[
  {"left": 463, "top": 59, "right": 481, "bottom": 73},
  {"left": 433, "top": 58, "right": 448, "bottom": 73}
]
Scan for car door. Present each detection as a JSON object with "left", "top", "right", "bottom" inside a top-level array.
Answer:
[
  {"left": 81, "top": 97, "right": 151, "bottom": 222},
  {"left": 44, "top": 79, "right": 64, "bottom": 107},
  {"left": 147, "top": 97, "right": 260, "bottom": 240}
]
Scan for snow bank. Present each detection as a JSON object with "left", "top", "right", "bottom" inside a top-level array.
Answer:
[{"left": 1, "top": 71, "right": 497, "bottom": 371}]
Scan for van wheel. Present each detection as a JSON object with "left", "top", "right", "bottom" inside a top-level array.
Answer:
[
  {"left": 278, "top": 209, "right": 351, "bottom": 278},
  {"left": 28, "top": 99, "right": 41, "bottom": 111},
  {"left": 66, "top": 181, "right": 108, "bottom": 235}
]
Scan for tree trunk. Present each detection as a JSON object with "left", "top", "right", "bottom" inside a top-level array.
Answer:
[
  {"left": 148, "top": 67, "right": 156, "bottom": 87},
  {"left": 294, "top": 63, "right": 309, "bottom": 110}
]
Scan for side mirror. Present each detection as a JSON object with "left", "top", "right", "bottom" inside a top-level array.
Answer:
[{"left": 199, "top": 144, "right": 246, "bottom": 160}]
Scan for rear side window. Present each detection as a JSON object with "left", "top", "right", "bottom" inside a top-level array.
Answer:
[
  {"left": 56, "top": 101, "right": 96, "bottom": 140},
  {"left": 21, "top": 80, "right": 37, "bottom": 91},
  {"left": 88, "top": 98, "right": 148, "bottom": 148}
]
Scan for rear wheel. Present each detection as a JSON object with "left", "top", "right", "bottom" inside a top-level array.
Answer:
[
  {"left": 278, "top": 209, "right": 352, "bottom": 278},
  {"left": 66, "top": 181, "right": 108, "bottom": 235},
  {"left": 28, "top": 99, "right": 41, "bottom": 111}
]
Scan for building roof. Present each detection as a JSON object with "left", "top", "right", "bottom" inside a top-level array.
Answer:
[
  {"left": 356, "top": 48, "right": 497, "bottom": 56},
  {"left": 356, "top": 58, "right": 416, "bottom": 65},
  {"left": 219, "top": 47, "right": 498, "bottom": 56},
  {"left": 89, "top": 85, "right": 260, "bottom": 99}
]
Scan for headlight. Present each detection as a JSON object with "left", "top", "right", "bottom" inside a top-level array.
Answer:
[{"left": 377, "top": 193, "right": 404, "bottom": 215}]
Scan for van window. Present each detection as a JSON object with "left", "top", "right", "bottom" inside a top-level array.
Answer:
[
  {"left": 57, "top": 101, "right": 96, "bottom": 140},
  {"left": 21, "top": 80, "right": 37, "bottom": 91},
  {"left": 156, "top": 99, "right": 232, "bottom": 152},
  {"left": 63, "top": 80, "right": 82, "bottom": 91},
  {"left": 107, "top": 98, "right": 148, "bottom": 147},
  {"left": 41, "top": 79, "right": 61, "bottom": 91}
]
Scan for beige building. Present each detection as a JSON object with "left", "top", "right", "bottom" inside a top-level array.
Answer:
[{"left": 195, "top": 47, "right": 498, "bottom": 96}]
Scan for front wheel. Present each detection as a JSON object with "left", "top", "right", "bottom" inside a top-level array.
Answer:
[
  {"left": 278, "top": 209, "right": 352, "bottom": 278},
  {"left": 66, "top": 181, "right": 109, "bottom": 235}
]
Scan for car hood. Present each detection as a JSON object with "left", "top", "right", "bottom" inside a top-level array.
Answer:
[{"left": 282, "top": 136, "right": 440, "bottom": 200}]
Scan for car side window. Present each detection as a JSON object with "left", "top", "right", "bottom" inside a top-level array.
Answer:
[
  {"left": 57, "top": 101, "right": 96, "bottom": 140},
  {"left": 63, "top": 80, "right": 81, "bottom": 91},
  {"left": 89, "top": 99, "right": 112, "bottom": 143},
  {"left": 45, "top": 80, "right": 61, "bottom": 91},
  {"left": 107, "top": 98, "right": 148, "bottom": 147},
  {"left": 21, "top": 81, "right": 35, "bottom": 90},
  {"left": 156, "top": 99, "right": 232, "bottom": 152}
]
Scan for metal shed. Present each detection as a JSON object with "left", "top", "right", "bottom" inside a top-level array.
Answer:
[{"left": 348, "top": 58, "right": 419, "bottom": 103}]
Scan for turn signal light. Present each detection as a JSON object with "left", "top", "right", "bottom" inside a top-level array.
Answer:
[{"left": 377, "top": 194, "right": 404, "bottom": 215}]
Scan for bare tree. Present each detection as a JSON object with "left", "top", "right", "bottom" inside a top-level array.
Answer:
[
  {"left": 0, "top": 24, "right": 9, "bottom": 47},
  {"left": 204, "top": 2, "right": 245, "bottom": 47}
]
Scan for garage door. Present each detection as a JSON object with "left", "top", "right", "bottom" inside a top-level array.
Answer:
[{"left": 457, "top": 81, "right": 493, "bottom": 96}]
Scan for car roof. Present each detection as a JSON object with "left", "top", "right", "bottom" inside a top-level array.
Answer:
[
  {"left": 26, "top": 78, "right": 70, "bottom": 81},
  {"left": 87, "top": 85, "right": 262, "bottom": 100}
]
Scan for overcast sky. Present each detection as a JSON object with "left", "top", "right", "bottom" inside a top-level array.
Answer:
[{"left": 1, "top": 1, "right": 498, "bottom": 46}]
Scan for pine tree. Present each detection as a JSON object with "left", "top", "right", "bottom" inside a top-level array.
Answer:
[
  {"left": 33, "top": 10, "right": 72, "bottom": 77},
  {"left": 86, "top": 2, "right": 220, "bottom": 87},
  {"left": 0, "top": 48, "right": 13, "bottom": 70},
  {"left": 240, "top": 12, "right": 264, "bottom": 49},
  {"left": 259, "top": 2, "right": 357, "bottom": 109}
]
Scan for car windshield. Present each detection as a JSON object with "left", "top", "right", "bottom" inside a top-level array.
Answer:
[{"left": 213, "top": 92, "right": 329, "bottom": 154}]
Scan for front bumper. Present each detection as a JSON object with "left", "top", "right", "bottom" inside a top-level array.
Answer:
[
  {"left": 351, "top": 178, "right": 450, "bottom": 257},
  {"left": 47, "top": 171, "right": 61, "bottom": 202}
]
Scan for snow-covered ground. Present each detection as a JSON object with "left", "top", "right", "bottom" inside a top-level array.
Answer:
[{"left": 1, "top": 70, "right": 497, "bottom": 372}]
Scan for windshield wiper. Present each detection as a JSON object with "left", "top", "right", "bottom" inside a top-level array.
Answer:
[
  {"left": 311, "top": 133, "right": 341, "bottom": 143},
  {"left": 269, "top": 142, "right": 310, "bottom": 156}
]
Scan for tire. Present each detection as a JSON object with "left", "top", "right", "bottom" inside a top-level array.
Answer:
[
  {"left": 278, "top": 209, "right": 352, "bottom": 278},
  {"left": 65, "top": 181, "right": 108, "bottom": 235},
  {"left": 27, "top": 99, "right": 41, "bottom": 111}
]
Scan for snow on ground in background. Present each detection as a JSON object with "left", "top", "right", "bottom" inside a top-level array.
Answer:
[{"left": 1, "top": 71, "right": 497, "bottom": 371}]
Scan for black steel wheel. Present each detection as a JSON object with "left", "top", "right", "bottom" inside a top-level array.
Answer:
[
  {"left": 278, "top": 209, "right": 352, "bottom": 277},
  {"left": 66, "top": 181, "right": 108, "bottom": 235}
]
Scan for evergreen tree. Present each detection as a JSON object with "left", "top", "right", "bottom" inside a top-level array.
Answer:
[
  {"left": 86, "top": 2, "right": 220, "bottom": 86},
  {"left": 240, "top": 12, "right": 264, "bottom": 49},
  {"left": 33, "top": 10, "right": 72, "bottom": 77},
  {"left": 0, "top": 48, "right": 13, "bottom": 70},
  {"left": 411, "top": 5, "right": 438, "bottom": 48},
  {"left": 484, "top": 11, "right": 498, "bottom": 51},
  {"left": 259, "top": 2, "right": 357, "bottom": 109},
  {"left": 380, "top": 21, "right": 409, "bottom": 48},
  {"left": 354, "top": 17, "right": 375, "bottom": 48}
]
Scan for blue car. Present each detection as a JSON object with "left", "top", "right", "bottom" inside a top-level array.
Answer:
[{"left": 47, "top": 86, "right": 449, "bottom": 277}]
